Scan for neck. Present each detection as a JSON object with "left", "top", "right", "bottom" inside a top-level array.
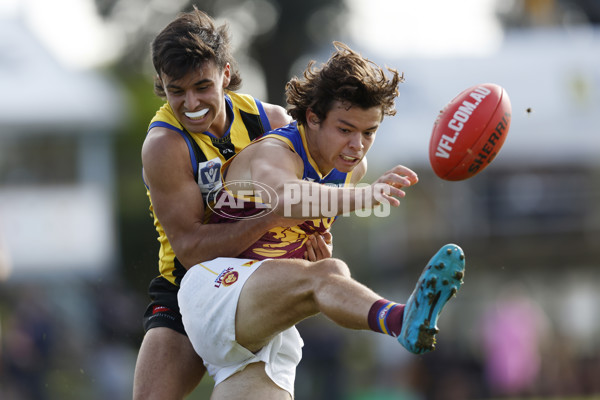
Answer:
[
  {"left": 208, "top": 97, "right": 231, "bottom": 138},
  {"left": 303, "top": 125, "right": 331, "bottom": 177}
]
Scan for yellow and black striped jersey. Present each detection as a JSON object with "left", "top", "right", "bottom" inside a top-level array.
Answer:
[{"left": 145, "top": 91, "right": 273, "bottom": 285}]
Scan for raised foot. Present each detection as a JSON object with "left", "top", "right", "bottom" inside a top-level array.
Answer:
[{"left": 398, "top": 244, "right": 465, "bottom": 354}]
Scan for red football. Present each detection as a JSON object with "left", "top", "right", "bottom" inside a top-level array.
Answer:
[{"left": 429, "top": 83, "right": 511, "bottom": 181}]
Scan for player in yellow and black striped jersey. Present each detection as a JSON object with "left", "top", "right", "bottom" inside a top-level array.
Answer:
[
  {"left": 133, "top": 8, "right": 333, "bottom": 400},
  {"left": 146, "top": 90, "right": 277, "bottom": 286}
]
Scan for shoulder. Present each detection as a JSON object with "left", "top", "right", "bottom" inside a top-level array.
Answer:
[
  {"left": 228, "top": 91, "right": 291, "bottom": 130},
  {"left": 261, "top": 102, "right": 292, "bottom": 130},
  {"left": 246, "top": 136, "right": 296, "bottom": 158},
  {"left": 142, "top": 126, "right": 189, "bottom": 172},
  {"left": 238, "top": 137, "right": 301, "bottom": 169},
  {"left": 226, "top": 136, "right": 302, "bottom": 182}
]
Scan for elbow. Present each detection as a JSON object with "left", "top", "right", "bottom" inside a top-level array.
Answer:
[
  {"left": 169, "top": 237, "right": 199, "bottom": 270},
  {"left": 172, "top": 247, "right": 196, "bottom": 270},
  {"left": 178, "top": 257, "right": 195, "bottom": 271}
]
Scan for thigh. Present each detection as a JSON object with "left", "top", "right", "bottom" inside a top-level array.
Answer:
[
  {"left": 235, "top": 258, "right": 322, "bottom": 352},
  {"left": 178, "top": 260, "right": 303, "bottom": 393},
  {"left": 133, "top": 327, "right": 206, "bottom": 400},
  {"left": 210, "top": 362, "right": 291, "bottom": 400}
]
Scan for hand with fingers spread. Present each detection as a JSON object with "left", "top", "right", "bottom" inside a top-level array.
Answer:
[{"left": 370, "top": 165, "right": 419, "bottom": 208}]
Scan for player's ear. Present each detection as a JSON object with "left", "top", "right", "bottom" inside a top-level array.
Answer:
[
  {"left": 306, "top": 109, "right": 320, "bottom": 128},
  {"left": 222, "top": 63, "right": 231, "bottom": 88}
]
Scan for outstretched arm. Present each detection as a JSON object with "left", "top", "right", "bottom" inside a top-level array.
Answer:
[{"left": 230, "top": 139, "right": 418, "bottom": 219}]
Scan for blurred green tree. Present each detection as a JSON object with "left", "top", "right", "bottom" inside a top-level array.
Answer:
[{"left": 94, "top": 0, "right": 347, "bottom": 102}]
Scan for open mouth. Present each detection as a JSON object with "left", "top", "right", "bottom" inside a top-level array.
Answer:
[
  {"left": 185, "top": 108, "right": 209, "bottom": 120},
  {"left": 340, "top": 154, "right": 359, "bottom": 163}
]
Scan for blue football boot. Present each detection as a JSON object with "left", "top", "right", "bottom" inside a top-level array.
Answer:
[{"left": 398, "top": 244, "right": 465, "bottom": 354}]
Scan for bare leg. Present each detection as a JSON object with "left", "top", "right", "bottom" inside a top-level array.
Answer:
[
  {"left": 211, "top": 245, "right": 465, "bottom": 398},
  {"left": 133, "top": 327, "right": 206, "bottom": 400},
  {"left": 235, "top": 258, "right": 381, "bottom": 352},
  {"left": 210, "top": 362, "right": 291, "bottom": 400}
]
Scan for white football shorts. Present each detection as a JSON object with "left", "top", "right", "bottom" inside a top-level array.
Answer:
[{"left": 178, "top": 257, "right": 303, "bottom": 396}]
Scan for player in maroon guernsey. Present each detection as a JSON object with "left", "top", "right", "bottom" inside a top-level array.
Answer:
[{"left": 178, "top": 42, "right": 466, "bottom": 399}]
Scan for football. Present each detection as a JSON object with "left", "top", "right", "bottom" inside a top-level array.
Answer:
[{"left": 429, "top": 83, "right": 511, "bottom": 181}]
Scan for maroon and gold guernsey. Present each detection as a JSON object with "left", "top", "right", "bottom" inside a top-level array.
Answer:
[{"left": 209, "top": 122, "right": 353, "bottom": 260}]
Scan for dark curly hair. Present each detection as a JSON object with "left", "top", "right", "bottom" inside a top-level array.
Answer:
[
  {"left": 286, "top": 42, "right": 403, "bottom": 126},
  {"left": 151, "top": 6, "right": 242, "bottom": 98}
]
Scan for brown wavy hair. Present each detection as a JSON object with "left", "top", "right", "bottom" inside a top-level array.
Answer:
[
  {"left": 286, "top": 42, "right": 403, "bottom": 125},
  {"left": 151, "top": 6, "right": 242, "bottom": 98}
]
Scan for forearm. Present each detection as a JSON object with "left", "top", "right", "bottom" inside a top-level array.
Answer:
[{"left": 173, "top": 216, "right": 274, "bottom": 268}]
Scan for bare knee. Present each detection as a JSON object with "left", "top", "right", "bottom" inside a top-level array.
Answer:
[
  {"left": 313, "top": 258, "right": 350, "bottom": 279},
  {"left": 287, "top": 259, "right": 351, "bottom": 321}
]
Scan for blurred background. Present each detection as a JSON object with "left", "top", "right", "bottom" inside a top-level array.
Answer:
[{"left": 1, "top": 0, "right": 599, "bottom": 399}]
